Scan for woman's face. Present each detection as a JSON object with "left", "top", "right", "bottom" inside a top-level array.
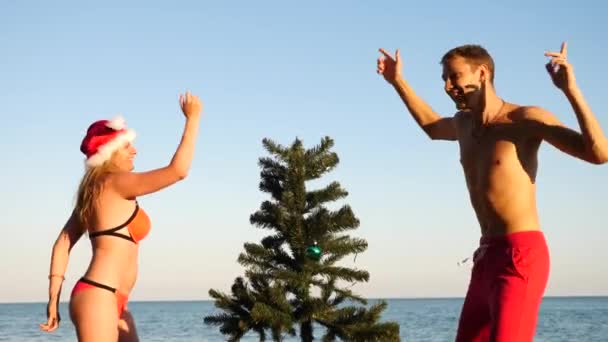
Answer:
[{"left": 112, "top": 142, "right": 137, "bottom": 171}]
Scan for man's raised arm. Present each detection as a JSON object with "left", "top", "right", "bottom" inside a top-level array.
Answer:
[{"left": 377, "top": 48, "right": 457, "bottom": 141}]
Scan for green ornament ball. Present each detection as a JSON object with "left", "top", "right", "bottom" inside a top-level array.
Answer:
[{"left": 306, "top": 245, "right": 322, "bottom": 261}]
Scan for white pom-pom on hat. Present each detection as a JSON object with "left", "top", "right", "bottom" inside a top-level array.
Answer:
[{"left": 105, "top": 115, "right": 126, "bottom": 130}]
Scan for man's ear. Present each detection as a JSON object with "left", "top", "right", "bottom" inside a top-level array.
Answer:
[{"left": 479, "top": 64, "right": 490, "bottom": 83}]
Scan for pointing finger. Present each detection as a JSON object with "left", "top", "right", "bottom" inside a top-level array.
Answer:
[
  {"left": 379, "top": 48, "right": 395, "bottom": 61},
  {"left": 544, "top": 52, "right": 562, "bottom": 58}
]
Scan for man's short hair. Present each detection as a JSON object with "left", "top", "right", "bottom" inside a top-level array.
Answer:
[{"left": 440, "top": 45, "right": 495, "bottom": 83}]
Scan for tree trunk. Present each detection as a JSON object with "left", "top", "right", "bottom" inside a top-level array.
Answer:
[{"left": 300, "top": 320, "right": 313, "bottom": 342}]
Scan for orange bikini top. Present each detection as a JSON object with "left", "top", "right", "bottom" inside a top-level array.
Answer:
[{"left": 89, "top": 202, "right": 151, "bottom": 243}]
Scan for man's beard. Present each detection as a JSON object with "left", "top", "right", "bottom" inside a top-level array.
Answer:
[{"left": 455, "top": 83, "right": 482, "bottom": 111}]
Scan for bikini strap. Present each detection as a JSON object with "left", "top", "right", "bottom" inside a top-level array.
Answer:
[
  {"left": 89, "top": 230, "right": 136, "bottom": 242},
  {"left": 79, "top": 277, "right": 117, "bottom": 293},
  {"left": 88, "top": 203, "right": 140, "bottom": 243}
]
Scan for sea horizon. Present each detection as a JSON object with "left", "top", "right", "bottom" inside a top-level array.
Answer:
[{"left": 4, "top": 294, "right": 607, "bottom": 305}]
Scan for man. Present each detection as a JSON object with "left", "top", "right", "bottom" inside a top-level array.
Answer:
[{"left": 377, "top": 42, "right": 607, "bottom": 341}]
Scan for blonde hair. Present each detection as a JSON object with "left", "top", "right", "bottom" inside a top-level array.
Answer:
[{"left": 74, "top": 158, "right": 117, "bottom": 233}]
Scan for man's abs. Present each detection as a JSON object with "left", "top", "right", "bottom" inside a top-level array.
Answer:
[
  {"left": 467, "top": 177, "right": 540, "bottom": 236},
  {"left": 459, "top": 124, "right": 542, "bottom": 236}
]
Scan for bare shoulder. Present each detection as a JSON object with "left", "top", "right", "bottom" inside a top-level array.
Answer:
[
  {"left": 511, "top": 105, "right": 561, "bottom": 125},
  {"left": 453, "top": 110, "right": 467, "bottom": 119},
  {"left": 450, "top": 111, "right": 472, "bottom": 134},
  {"left": 63, "top": 209, "right": 85, "bottom": 241},
  {"left": 105, "top": 171, "right": 136, "bottom": 199},
  {"left": 452, "top": 110, "right": 469, "bottom": 124},
  {"left": 106, "top": 171, "right": 128, "bottom": 187}
]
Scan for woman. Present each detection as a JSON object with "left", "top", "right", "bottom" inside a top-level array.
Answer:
[{"left": 39, "top": 91, "right": 202, "bottom": 341}]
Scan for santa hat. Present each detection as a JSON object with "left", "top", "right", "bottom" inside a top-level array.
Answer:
[{"left": 80, "top": 116, "right": 136, "bottom": 167}]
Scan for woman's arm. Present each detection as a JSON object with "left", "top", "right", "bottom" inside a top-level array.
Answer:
[
  {"left": 40, "top": 212, "right": 83, "bottom": 332},
  {"left": 110, "top": 91, "right": 203, "bottom": 198}
]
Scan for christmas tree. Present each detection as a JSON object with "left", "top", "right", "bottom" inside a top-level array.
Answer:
[{"left": 204, "top": 137, "right": 400, "bottom": 341}]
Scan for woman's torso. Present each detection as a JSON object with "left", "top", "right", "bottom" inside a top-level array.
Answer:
[{"left": 83, "top": 188, "right": 151, "bottom": 294}]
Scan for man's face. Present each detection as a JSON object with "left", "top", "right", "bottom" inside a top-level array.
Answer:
[{"left": 442, "top": 56, "right": 484, "bottom": 111}]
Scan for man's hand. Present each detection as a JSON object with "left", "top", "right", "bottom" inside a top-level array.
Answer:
[
  {"left": 545, "top": 42, "right": 577, "bottom": 93},
  {"left": 377, "top": 48, "right": 402, "bottom": 85}
]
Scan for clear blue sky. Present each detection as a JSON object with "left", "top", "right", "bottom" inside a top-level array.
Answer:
[{"left": 1, "top": 0, "right": 607, "bottom": 302}]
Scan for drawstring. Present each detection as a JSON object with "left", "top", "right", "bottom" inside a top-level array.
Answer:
[
  {"left": 457, "top": 256, "right": 471, "bottom": 267},
  {"left": 458, "top": 244, "right": 489, "bottom": 267}
]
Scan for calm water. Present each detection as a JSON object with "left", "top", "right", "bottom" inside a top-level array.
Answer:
[{"left": 1, "top": 297, "right": 607, "bottom": 341}]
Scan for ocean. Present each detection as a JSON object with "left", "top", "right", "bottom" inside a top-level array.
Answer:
[{"left": 1, "top": 297, "right": 606, "bottom": 341}]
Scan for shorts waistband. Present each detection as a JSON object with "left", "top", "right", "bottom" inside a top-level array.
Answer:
[{"left": 479, "top": 230, "right": 546, "bottom": 248}]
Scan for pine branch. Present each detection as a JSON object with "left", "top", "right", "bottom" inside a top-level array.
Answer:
[
  {"left": 261, "top": 234, "right": 286, "bottom": 249},
  {"left": 259, "top": 157, "right": 287, "bottom": 175},
  {"left": 258, "top": 157, "right": 286, "bottom": 201},
  {"left": 262, "top": 138, "right": 289, "bottom": 162},
  {"left": 317, "top": 136, "right": 334, "bottom": 152},
  {"left": 305, "top": 206, "right": 360, "bottom": 239},
  {"left": 203, "top": 312, "right": 236, "bottom": 326},
  {"left": 205, "top": 287, "right": 264, "bottom": 340},
  {"left": 319, "top": 316, "right": 400, "bottom": 342},
  {"left": 290, "top": 296, "right": 330, "bottom": 342},
  {"left": 240, "top": 240, "right": 299, "bottom": 273},
  {"left": 250, "top": 201, "right": 286, "bottom": 231},
  {"left": 304, "top": 137, "right": 332, "bottom": 161},
  {"left": 259, "top": 177, "right": 284, "bottom": 201},
  {"left": 317, "top": 266, "right": 370, "bottom": 283},
  {"left": 330, "top": 287, "right": 367, "bottom": 306},
  {"left": 308, "top": 277, "right": 367, "bottom": 306},
  {"left": 207, "top": 289, "right": 251, "bottom": 318},
  {"left": 324, "top": 205, "right": 360, "bottom": 233},
  {"left": 304, "top": 152, "right": 339, "bottom": 180},
  {"left": 304, "top": 137, "right": 339, "bottom": 180},
  {"left": 243, "top": 243, "right": 273, "bottom": 259},
  {"left": 237, "top": 251, "right": 269, "bottom": 270},
  {"left": 250, "top": 302, "right": 293, "bottom": 328},
  {"left": 250, "top": 282, "right": 295, "bottom": 338},
  {"left": 305, "top": 182, "right": 348, "bottom": 211},
  {"left": 248, "top": 273, "right": 271, "bottom": 294},
  {"left": 348, "top": 322, "right": 401, "bottom": 342},
  {"left": 261, "top": 269, "right": 305, "bottom": 289},
  {"left": 340, "top": 302, "right": 401, "bottom": 341},
  {"left": 320, "top": 276, "right": 337, "bottom": 302},
  {"left": 230, "top": 277, "right": 256, "bottom": 309},
  {"left": 322, "top": 236, "right": 368, "bottom": 264}
]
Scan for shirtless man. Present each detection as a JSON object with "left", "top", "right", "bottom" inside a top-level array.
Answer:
[{"left": 377, "top": 42, "right": 608, "bottom": 341}]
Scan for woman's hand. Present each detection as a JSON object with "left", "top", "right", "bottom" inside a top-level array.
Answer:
[
  {"left": 179, "top": 91, "right": 203, "bottom": 119},
  {"left": 39, "top": 299, "right": 61, "bottom": 333}
]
